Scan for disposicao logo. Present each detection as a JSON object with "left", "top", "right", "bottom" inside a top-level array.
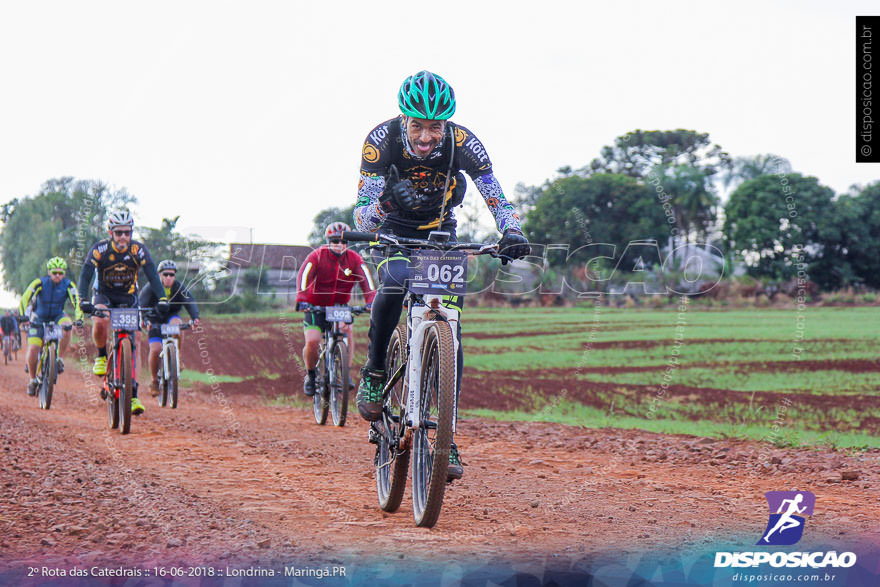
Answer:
[
  {"left": 758, "top": 490, "right": 815, "bottom": 546},
  {"left": 714, "top": 490, "right": 857, "bottom": 569}
]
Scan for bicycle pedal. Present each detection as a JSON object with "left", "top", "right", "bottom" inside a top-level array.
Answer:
[{"left": 423, "top": 420, "right": 437, "bottom": 430}]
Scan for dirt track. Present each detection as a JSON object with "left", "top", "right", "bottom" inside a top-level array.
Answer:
[{"left": 1, "top": 342, "right": 879, "bottom": 578}]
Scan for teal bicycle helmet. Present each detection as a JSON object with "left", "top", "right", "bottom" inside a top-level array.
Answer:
[{"left": 398, "top": 70, "right": 456, "bottom": 120}]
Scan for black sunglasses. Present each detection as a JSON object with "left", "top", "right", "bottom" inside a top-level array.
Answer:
[
  {"left": 161, "top": 272, "right": 176, "bottom": 277},
  {"left": 113, "top": 230, "right": 132, "bottom": 237},
  {"left": 329, "top": 239, "right": 344, "bottom": 244}
]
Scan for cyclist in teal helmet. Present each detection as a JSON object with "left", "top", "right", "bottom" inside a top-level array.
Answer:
[{"left": 353, "top": 70, "right": 530, "bottom": 481}]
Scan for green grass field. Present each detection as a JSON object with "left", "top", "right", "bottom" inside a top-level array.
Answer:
[{"left": 459, "top": 304, "right": 880, "bottom": 449}]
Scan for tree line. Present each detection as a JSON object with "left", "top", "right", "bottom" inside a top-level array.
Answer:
[{"left": 315, "top": 129, "right": 880, "bottom": 292}]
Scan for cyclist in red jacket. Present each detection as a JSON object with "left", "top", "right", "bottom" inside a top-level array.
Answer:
[{"left": 296, "top": 222, "right": 377, "bottom": 396}]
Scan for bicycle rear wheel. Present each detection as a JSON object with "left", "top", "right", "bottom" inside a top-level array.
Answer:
[
  {"left": 118, "top": 338, "right": 133, "bottom": 434},
  {"left": 377, "top": 325, "right": 409, "bottom": 512},
  {"left": 329, "top": 341, "right": 350, "bottom": 427},
  {"left": 39, "top": 345, "right": 56, "bottom": 410},
  {"left": 312, "top": 350, "right": 329, "bottom": 425},
  {"left": 411, "top": 321, "right": 455, "bottom": 528}
]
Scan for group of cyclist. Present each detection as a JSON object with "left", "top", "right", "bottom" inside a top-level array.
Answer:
[
  {"left": 13, "top": 70, "right": 530, "bottom": 483},
  {"left": 16, "top": 211, "right": 200, "bottom": 414}
]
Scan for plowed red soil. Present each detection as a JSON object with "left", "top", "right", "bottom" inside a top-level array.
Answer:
[{"left": 1, "top": 323, "right": 879, "bottom": 578}]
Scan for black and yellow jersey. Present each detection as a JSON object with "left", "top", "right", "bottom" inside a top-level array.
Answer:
[{"left": 77, "top": 238, "right": 163, "bottom": 300}]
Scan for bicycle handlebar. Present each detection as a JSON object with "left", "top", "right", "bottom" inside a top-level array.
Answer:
[
  {"left": 90, "top": 307, "right": 154, "bottom": 319},
  {"left": 299, "top": 304, "right": 368, "bottom": 315},
  {"left": 340, "top": 231, "right": 501, "bottom": 257}
]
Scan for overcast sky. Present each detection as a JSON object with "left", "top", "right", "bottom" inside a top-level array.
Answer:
[{"left": 1, "top": 0, "right": 878, "bottom": 304}]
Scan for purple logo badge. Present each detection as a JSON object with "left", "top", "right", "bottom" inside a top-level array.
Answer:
[{"left": 758, "top": 491, "right": 815, "bottom": 546}]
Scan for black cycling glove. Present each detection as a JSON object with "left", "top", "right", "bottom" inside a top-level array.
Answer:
[
  {"left": 379, "top": 164, "right": 422, "bottom": 213},
  {"left": 498, "top": 229, "right": 531, "bottom": 265},
  {"left": 79, "top": 300, "right": 95, "bottom": 315}
]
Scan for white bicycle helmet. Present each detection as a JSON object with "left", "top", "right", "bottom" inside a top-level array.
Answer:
[
  {"left": 158, "top": 259, "right": 177, "bottom": 273},
  {"left": 107, "top": 210, "right": 134, "bottom": 231}
]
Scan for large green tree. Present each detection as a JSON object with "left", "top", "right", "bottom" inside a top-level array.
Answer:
[
  {"left": 525, "top": 173, "right": 670, "bottom": 271},
  {"left": 588, "top": 129, "right": 731, "bottom": 179},
  {"left": 823, "top": 182, "right": 880, "bottom": 289},
  {"left": 722, "top": 154, "right": 792, "bottom": 190},
  {"left": 723, "top": 173, "right": 835, "bottom": 283},
  {"left": 0, "top": 178, "right": 135, "bottom": 293},
  {"left": 588, "top": 130, "right": 730, "bottom": 243}
]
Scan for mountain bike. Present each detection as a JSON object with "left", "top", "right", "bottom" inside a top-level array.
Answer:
[
  {"left": 154, "top": 320, "right": 192, "bottom": 409},
  {"left": 2, "top": 333, "right": 15, "bottom": 365},
  {"left": 92, "top": 307, "right": 148, "bottom": 435},
  {"left": 342, "top": 230, "right": 500, "bottom": 527},
  {"left": 28, "top": 320, "right": 74, "bottom": 410},
  {"left": 300, "top": 304, "right": 367, "bottom": 426}
]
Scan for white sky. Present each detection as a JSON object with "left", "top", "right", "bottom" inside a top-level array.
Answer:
[{"left": 1, "top": 0, "right": 878, "bottom": 305}]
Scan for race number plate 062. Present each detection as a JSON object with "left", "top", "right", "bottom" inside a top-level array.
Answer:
[
  {"left": 408, "top": 250, "right": 468, "bottom": 295},
  {"left": 325, "top": 306, "right": 352, "bottom": 323},
  {"left": 110, "top": 308, "right": 140, "bottom": 331}
]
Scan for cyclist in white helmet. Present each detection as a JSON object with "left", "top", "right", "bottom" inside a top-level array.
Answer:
[{"left": 77, "top": 210, "right": 166, "bottom": 416}]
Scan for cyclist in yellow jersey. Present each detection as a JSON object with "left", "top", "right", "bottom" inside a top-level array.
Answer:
[{"left": 18, "top": 257, "right": 83, "bottom": 396}]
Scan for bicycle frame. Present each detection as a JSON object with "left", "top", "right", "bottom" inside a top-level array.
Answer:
[
  {"left": 36, "top": 322, "right": 64, "bottom": 379},
  {"left": 400, "top": 295, "right": 460, "bottom": 434}
]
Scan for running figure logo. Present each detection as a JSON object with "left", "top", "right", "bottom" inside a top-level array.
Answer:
[{"left": 758, "top": 491, "right": 815, "bottom": 546}]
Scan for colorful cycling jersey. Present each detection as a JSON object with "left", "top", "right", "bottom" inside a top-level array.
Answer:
[
  {"left": 354, "top": 116, "right": 522, "bottom": 236},
  {"left": 139, "top": 281, "right": 199, "bottom": 323},
  {"left": 295, "top": 246, "right": 377, "bottom": 307},
  {"left": 19, "top": 275, "right": 83, "bottom": 322},
  {"left": 77, "top": 238, "right": 163, "bottom": 300}
]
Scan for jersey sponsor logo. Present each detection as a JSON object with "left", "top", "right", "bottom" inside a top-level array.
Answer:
[
  {"left": 362, "top": 143, "right": 380, "bottom": 163},
  {"left": 93, "top": 249, "right": 101, "bottom": 260},
  {"left": 343, "top": 267, "right": 352, "bottom": 276},
  {"left": 102, "top": 264, "right": 137, "bottom": 289},
  {"left": 465, "top": 137, "right": 490, "bottom": 163},
  {"left": 454, "top": 127, "right": 468, "bottom": 146},
  {"left": 368, "top": 124, "right": 388, "bottom": 145}
]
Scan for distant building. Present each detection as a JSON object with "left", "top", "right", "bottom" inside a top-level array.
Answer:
[{"left": 227, "top": 243, "right": 314, "bottom": 302}]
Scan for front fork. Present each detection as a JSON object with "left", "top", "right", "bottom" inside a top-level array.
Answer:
[{"left": 158, "top": 337, "right": 179, "bottom": 383}]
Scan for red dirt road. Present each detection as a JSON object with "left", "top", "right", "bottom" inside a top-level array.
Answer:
[{"left": 1, "top": 349, "right": 879, "bottom": 578}]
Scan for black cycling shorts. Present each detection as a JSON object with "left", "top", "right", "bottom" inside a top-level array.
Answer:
[{"left": 93, "top": 291, "right": 137, "bottom": 308}]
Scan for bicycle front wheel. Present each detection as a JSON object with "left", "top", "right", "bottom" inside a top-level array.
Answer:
[
  {"left": 168, "top": 345, "right": 179, "bottom": 409},
  {"left": 107, "top": 349, "right": 119, "bottom": 429},
  {"left": 377, "top": 325, "right": 409, "bottom": 513},
  {"left": 329, "top": 341, "right": 350, "bottom": 427},
  {"left": 118, "top": 338, "right": 133, "bottom": 434},
  {"left": 39, "top": 345, "right": 56, "bottom": 410},
  {"left": 312, "top": 352, "right": 329, "bottom": 425},
  {"left": 411, "top": 321, "right": 456, "bottom": 527}
]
